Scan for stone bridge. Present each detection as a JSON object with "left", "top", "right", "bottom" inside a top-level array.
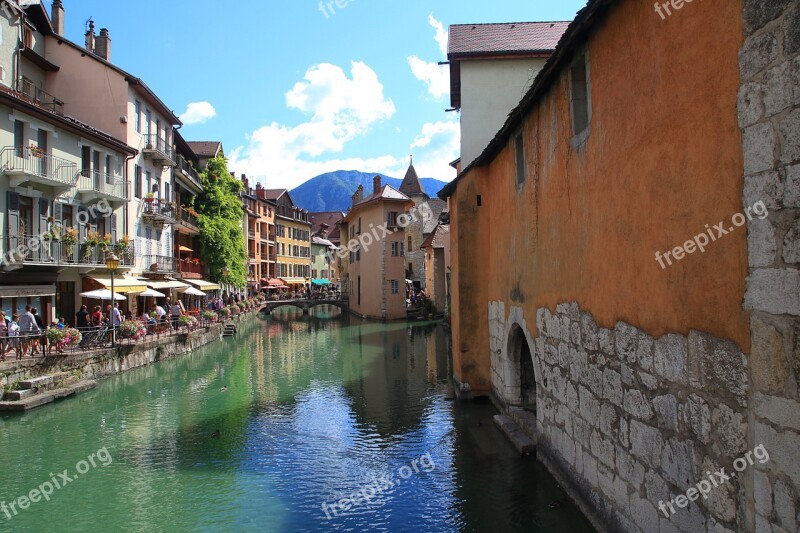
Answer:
[{"left": 261, "top": 298, "right": 349, "bottom": 316}]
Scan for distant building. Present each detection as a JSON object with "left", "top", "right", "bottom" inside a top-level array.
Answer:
[
  {"left": 397, "top": 159, "right": 446, "bottom": 290},
  {"left": 310, "top": 211, "right": 344, "bottom": 282},
  {"left": 260, "top": 189, "right": 311, "bottom": 290},
  {"left": 420, "top": 223, "right": 450, "bottom": 315},
  {"left": 448, "top": 21, "right": 567, "bottom": 167},
  {"left": 241, "top": 178, "right": 277, "bottom": 295},
  {"left": 340, "top": 177, "right": 413, "bottom": 320}
]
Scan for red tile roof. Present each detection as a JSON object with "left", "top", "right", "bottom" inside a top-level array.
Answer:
[
  {"left": 186, "top": 141, "right": 222, "bottom": 158},
  {"left": 309, "top": 211, "right": 345, "bottom": 242},
  {"left": 448, "top": 22, "right": 570, "bottom": 57}
]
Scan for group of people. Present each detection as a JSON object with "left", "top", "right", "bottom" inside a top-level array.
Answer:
[
  {"left": 0, "top": 306, "right": 50, "bottom": 360},
  {"left": 74, "top": 303, "right": 123, "bottom": 331},
  {"left": 408, "top": 287, "right": 427, "bottom": 307},
  {"left": 143, "top": 300, "right": 187, "bottom": 332}
]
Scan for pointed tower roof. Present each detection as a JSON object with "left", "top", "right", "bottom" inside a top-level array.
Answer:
[{"left": 399, "top": 156, "right": 426, "bottom": 197}]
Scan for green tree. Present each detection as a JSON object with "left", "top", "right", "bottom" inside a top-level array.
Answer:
[{"left": 196, "top": 156, "right": 246, "bottom": 287}]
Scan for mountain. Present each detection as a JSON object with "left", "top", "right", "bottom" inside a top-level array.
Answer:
[{"left": 289, "top": 170, "right": 449, "bottom": 213}]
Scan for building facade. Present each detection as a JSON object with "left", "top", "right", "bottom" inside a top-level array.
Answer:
[
  {"left": 241, "top": 178, "right": 276, "bottom": 293},
  {"left": 0, "top": 0, "right": 136, "bottom": 323},
  {"left": 340, "top": 178, "right": 412, "bottom": 320},
  {"left": 264, "top": 189, "right": 311, "bottom": 290},
  {"left": 440, "top": 1, "right": 800, "bottom": 531}
]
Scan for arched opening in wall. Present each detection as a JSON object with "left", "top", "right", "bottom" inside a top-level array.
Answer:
[{"left": 508, "top": 323, "right": 536, "bottom": 409}]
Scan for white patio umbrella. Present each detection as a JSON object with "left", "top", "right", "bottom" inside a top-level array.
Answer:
[
  {"left": 80, "top": 289, "right": 126, "bottom": 301},
  {"left": 137, "top": 288, "right": 166, "bottom": 298},
  {"left": 180, "top": 287, "right": 206, "bottom": 296}
]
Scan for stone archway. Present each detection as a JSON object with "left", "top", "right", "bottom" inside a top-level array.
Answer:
[{"left": 508, "top": 322, "right": 536, "bottom": 409}]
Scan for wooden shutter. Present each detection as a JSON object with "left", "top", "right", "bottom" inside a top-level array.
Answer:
[
  {"left": 77, "top": 205, "right": 87, "bottom": 240},
  {"left": 7, "top": 192, "right": 20, "bottom": 256},
  {"left": 110, "top": 211, "right": 117, "bottom": 242}
]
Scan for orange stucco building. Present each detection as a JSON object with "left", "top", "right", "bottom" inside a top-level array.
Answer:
[{"left": 441, "top": 0, "right": 800, "bottom": 531}]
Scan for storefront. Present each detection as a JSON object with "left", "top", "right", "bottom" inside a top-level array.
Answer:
[{"left": 0, "top": 285, "right": 56, "bottom": 323}]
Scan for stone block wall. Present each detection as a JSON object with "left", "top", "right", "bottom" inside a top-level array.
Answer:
[{"left": 739, "top": 1, "right": 800, "bottom": 531}]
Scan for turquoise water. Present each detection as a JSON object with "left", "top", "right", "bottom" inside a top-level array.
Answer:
[{"left": 0, "top": 309, "right": 594, "bottom": 532}]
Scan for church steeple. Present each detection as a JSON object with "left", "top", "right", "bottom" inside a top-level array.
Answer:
[{"left": 399, "top": 156, "right": 426, "bottom": 197}]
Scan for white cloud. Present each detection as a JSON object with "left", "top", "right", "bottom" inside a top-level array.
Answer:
[
  {"left": 407, "top": 57, "right": 450, "bottom": 101},
  {"left": 229, "top": 62, "right": 398, "bottom": 190},
  {"left": 179, "top": 101, "right": 217, "bottom": 125},
  {"left": 407, "top": 15, "right": 450, "bottom": 101},
  {"left": 428, "top": 14, "right": 448, "bottom": 57},
  {"left": 409, "top": 119, "right": 460, "bottom": 180}
]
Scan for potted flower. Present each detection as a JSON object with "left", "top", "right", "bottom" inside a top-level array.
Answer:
[
  {"left": 193, "top": 258, "right": 200, "bottom": 265},
  {"left": 202, "top": 310, "right": 217, "bottom": 323},
  {"left": 144, "top": 192, "right": 155, "bottom": 203},
  {"left": 63, "top": 328, "right": 82, "bottom": 348},
  {"left": 114, "top": 235, "right": 130, "bottom": 256},
  {"left": 219, "top": 307, "right": 230, "bottom": 318},
  {"left": 29, "top": 144, "right": 45, "bottom": 158}
]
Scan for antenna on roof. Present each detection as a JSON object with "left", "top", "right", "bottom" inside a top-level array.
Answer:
[
  {"left": 85, "top": 17, "right": 93, "bottom": 32},
  {"left": 410, "top": 155, "right": 413, "bottom": 166}
]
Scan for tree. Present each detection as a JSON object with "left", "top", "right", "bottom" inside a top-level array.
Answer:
[{"left": 195, "top": 156, "right": 246, "bottom": 288}]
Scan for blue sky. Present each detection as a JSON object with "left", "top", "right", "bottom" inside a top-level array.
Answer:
[{"left": 54, "top": 0, "right": 587, "bottom": 188}]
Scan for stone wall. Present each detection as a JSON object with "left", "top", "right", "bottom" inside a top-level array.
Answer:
[
  {"left": 739, "top": 1, "right": 800, "bottom": 531},
  {"left": 1, "top": 312, "right": 260, "bottom": 390},
  {"left": 490, "top": 301, "right": 754, "bottom": 532}
]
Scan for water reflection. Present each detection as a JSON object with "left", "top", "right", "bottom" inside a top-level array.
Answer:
[{"left": 0, "top": 310, "right": 594, "bottom": 532}]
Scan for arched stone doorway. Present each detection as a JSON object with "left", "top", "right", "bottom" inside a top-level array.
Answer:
[{"left": 508, "top": 323, "right": 536, "bottom": 409}]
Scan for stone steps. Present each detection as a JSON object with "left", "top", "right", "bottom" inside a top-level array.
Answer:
[
  {"left": 19, "top": 372, "right": 72, "bottom": 390},
  {"left": 493, "top": 414, "right": 536, "bottom": 454},
  {"left": 0, "top": 380, "right": 96, "bottom": 411}
]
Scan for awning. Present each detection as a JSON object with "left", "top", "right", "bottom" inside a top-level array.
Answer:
[
  {"left": 266, "top": 278, "right": 284, "bottom": 287},
  {"left": 280, "top": 278, "right": 307, "bottom": 285},
  {"left": 0, "top": 285, "right": 56, "bottom": 298},
  {"left": 147, "top": 279, "right": 190, "bottom": 290},
  {"left": 87, "top": 276, "right": 147, "bottom": 294},
  {"left": 185, "top": 279, "right": 221, "bottom": 291},
  {"left": 312, "top": 279, "right": 331, "bottom": 285},
  {"left": 178, "top": 246, "right": 193, "bottom": 253}
]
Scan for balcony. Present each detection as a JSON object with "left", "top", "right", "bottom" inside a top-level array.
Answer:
[
  {"left": 141, "top": 199, "right": 177, "bottom": 225},
  {"left": 177, "top": 207, "right": 200, "bottom": 233},
  {"left": 142, "top": 255, "right": 176, "bottom": 276},
  {"left": 248, "top": 230, "right": 256, "bottom": 239},
  {"left": 1, "top": 146, "right": 78, "bottom": 194},
  {"left": 3, "top": 234, "right": 134, "bottom": 269},
  {"left": 176, "top": 258, "right": 206, "bottom": 279},
  {"left": 174, "top": 154, "right": 202, "bottom": 191},
  {"left": 141, "top": 134, "right": 175, "bottom": 166},
  {"left": 15, "top": 77, "right": 64, "bottom": 115},
  {"left": 77, "top": 170, "right": 129, "bottom": 204}
]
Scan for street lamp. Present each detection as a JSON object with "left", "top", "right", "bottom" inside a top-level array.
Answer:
[{"left": 105, "top": 252, "right": 119, "bottom": 347}]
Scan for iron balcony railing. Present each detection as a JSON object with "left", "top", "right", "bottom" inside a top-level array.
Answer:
[
  {"left": 175, "top": 154, "right": 202, "bottom": 188},
  {"left": 143, "top": 255, "right": 176, "bottom": 275},
  {"left": 141, "top": 134, "right": 174, "bottom": 164},
  {"left": 15, "top": 77, "right": 64, "bottom": 114},
  {"left": 77, "top": 170, "right": 129, "bottom": 201},
  {"left": 141, "top": 199, "right": 177, "bottom": 223},
  {"left": 0, "top": 146, "right": 78, "bottom": 187},
  {"left": 3, "top": 233, "right": 134, "bottom": 267},
  {"left": 178, "top": 207, "right": 199, "bottom": 228},
  {"left": 177, "top": 259, "right": 205, "bottom": 276}
]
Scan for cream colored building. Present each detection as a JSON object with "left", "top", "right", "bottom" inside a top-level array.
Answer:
[{"left": 340, "top": 177, "right": 413, "bottom": 320}]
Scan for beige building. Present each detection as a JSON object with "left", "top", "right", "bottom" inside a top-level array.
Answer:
[
  {"left": 42, "top": 9, "right": 182, "bottom": 311},
  {"left": 263, "top": 189, "right": 311, "bottom": 290},
  {"left": 0, "top": 0, "right": 137, "bottom": 324},
  {"left": 420, "top": 223, "right": 450, "bottom": 314},
  {"left": 448, "top": 22, "right": 567, "bottom": 167},
  {"left": 340, "top": 177, "right": 413, "bottom": 320}
]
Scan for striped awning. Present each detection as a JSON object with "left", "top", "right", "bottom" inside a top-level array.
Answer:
[
  {"left": 185, "top": 279, "right": 221, "bottom": 291},
  {"left": 87, "top": 276, "right": 147, "bottom": 294},
  {"left": 280, "top": 278, "right": 307, "bottom": 285}
]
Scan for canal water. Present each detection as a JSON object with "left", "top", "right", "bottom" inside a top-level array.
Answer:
[{"left": 0, "top": 310, "right": 595, "bottom": 532}]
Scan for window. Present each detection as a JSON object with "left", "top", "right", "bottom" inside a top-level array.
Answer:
[
  {"left": 400, "top": 242, "right": 404, "bottom": 257},
  {"left": 570, "top": 50, "right": 591, "bottom": 137},
  {"left": 105, "top": 155, "right": 112, "bottom": 183},
  {"left": 145, "top": 109, "right": 152, "bottom": 135},
  {"left": 387, "top": 212, "right": 399, "bottom": 227},
  {"left": 13, "top": 120, "right": 23, "bottom": 151},
  {"left": 391, "top": 280, "right": 399, "bottom": 295},
  {"left": 134, "top": 100, "right": 141, "bottom": 133},
  {"left": 81, "top": 146, "right": 91, "bottom": 176},
  {"left": 134, "top": 166, "right": 142, "bottom": 198},
  {"left": 407, "top": 236, "right": 412, "bottom": 251},
  {"left": 357, "top": 218, "right": 361, "bottom": 234},
  {"left": 145, "top": 170, "right": 152, "bottom": 197},
  {"left": 514, "top": 131, "right": 525, "bottom": 187},
  {"left": 391, "top": 242, "right": 397, "bottom": 257},
  {"left": 165, "top": 182, "right": 171, "bottom": 203}
]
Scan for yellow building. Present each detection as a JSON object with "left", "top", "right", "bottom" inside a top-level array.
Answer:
[{"left": 264, "top": 190, "right": 311, "bottom": 290}]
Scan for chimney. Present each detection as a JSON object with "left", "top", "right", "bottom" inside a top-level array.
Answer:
[
  {"left": 242, "top": 174, "right": 248, "bottom": 190},
  {"left": 95, "top": 28, "right": 111, "bottom": 61},
  {"left": 85, "top": 20, "right": 95, "bottom": 53},
  {"left": 373, "top": 175, "right": 381, "bottom": 195},
  {"left": 352, "top": 184, "right": 364, "bottom": 207},
  {"left": 51, "top": 0, "right": 64, "bottom": 35}
]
